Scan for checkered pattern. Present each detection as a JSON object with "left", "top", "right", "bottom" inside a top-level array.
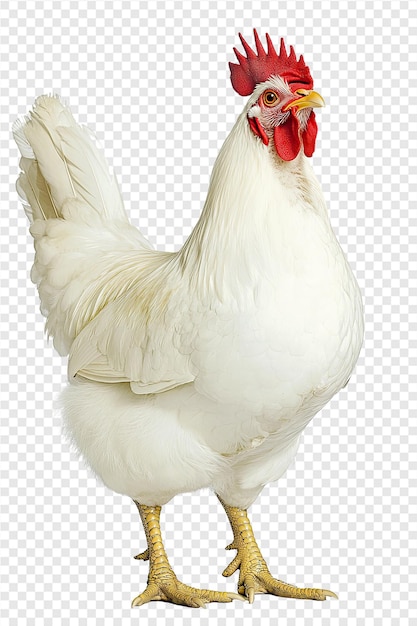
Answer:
[{"left": 1, "top": 1, "right": 415, "bottom": 625}]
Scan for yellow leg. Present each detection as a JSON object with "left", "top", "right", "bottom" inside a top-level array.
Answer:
[
  {"left": 218, "top": 496, "right": 338, "bottom": 603},
  {"left": 131, "top": 501, "right": 245, "bottom": 608}
]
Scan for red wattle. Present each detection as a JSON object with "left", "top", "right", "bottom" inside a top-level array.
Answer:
[
  {"left": 273, "top": 113, "right": 301, "bottom": 161},
  {"left": 302, "top": 112, "right": 317, "bottom": 157},
  {"left": 248, "top": 116, "right": 269, "bottom": 145}
]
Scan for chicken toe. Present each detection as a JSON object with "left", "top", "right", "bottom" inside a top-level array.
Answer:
[
  {"left": 131, "top": 575, "right": 244, "bottom": 608},
  {"left": 236, "top": 569, "right": 338, "bottom": 602},
  {"left": 218, "top": 496, "right": 338, "bottom": 603}
]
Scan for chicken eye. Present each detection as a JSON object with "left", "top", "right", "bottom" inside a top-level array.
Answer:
[{"left": 262, "top": 91, "right": 279, "bottom": 107}]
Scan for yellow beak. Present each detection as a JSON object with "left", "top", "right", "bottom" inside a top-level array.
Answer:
[{"left": 283, "top": 89, "right": 325, "bottom": 111}]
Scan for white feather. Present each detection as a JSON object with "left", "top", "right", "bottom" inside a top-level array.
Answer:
[
  {"left": 12, "top": 118, "right": 35, "bottom": 158},
  {"left": 15, "top": 95, "right": 127, "bottom": 221},
  {"left": 14, "top": 95, "right": 153, "bottom": 355}
]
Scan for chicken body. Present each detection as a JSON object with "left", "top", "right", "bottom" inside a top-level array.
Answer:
[
  {"left": 14, "top": 33, "right": 363, "bottom": 607},
  {"left": 60, "top": 106, "right": 363, "bottom": 509}
]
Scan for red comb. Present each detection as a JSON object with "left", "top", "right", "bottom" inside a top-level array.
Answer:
[{"left": 230, "top": 30, "right": 313, "bottom": 96}]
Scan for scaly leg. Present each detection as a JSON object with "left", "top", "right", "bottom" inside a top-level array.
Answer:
[
  {"left": 217, "top": 496, "right": 338, "bottom": 603},
  {"left": 131, "top": 500, "right": 245, "bottom": 608}
]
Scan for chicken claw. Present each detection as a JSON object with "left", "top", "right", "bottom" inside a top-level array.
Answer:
[
  {"left": 132, "top": 501, "right": 246, "bottom": 608},
  {"left": 218, "top": 496, "right": 338, "bottom": 603}
]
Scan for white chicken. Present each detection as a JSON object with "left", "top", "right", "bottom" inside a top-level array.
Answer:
[{"left": 14, "top": 31, "right": 363, "bottom": 608}]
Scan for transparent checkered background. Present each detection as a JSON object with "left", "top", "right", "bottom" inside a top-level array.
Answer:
[{"left": 1, "top": 1, "right": 415, "bottom": 625}]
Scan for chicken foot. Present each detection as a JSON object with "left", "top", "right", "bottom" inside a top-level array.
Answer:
[
  {"left": 131, "top": 501, "right": 245, "bottom": 608},
  {"left": 217, "top": 496, "right": 338, "bottom": 603}
]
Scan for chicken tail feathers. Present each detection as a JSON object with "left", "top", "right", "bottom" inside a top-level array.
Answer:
[
  {"left": 13, "top": 94, "right": 127, "bottom": 224},
  {"left": 13, "top": 95, "right": 153, "bottom": 358}
]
